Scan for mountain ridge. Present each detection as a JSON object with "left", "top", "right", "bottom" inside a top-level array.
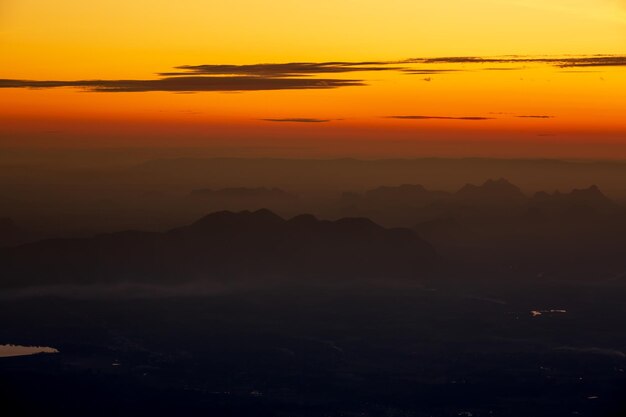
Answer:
[{"left": 0, "top": 210, "right": 437, "bottom": 289}]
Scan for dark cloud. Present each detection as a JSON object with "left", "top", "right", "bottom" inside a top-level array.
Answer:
[
  {"left": 160, "top": 61, "right": 405, "bottom": 77},
  {"left": 556, "top": 56, "right": 626, "bottom": 68},
  {"left": 483, "top": 67, "right": 525, "bottom": 71},
  {"left": 407, "top": 55, "right": 626, "bottom": 68},
  {"left": 261, "top": 118, "right": 334, "bottom": 123},
  {"left": 401, "top": 69, "right": 460, "bottom": 75},
  {"left": 409, "top": 56, "right": 496, "bottom": 64},
  {"left": 387, "top": 115, "right": 494, "bottom": 121},
  {"left": 2, "top": 55, "right": 623, "bottom": 95},
  {"left": 0, "top": 76, "right": 364, "bottom": 93},
  {"left": 0, "top": 61, "right": 391, "bottom": 94},
  {"left": 557, "top": 70, "right": 602, "bottom": 73},
  {"left": 517, "top": 115, "right": 554, "bottom": 119}
]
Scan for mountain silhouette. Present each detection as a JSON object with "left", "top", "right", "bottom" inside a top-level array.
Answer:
[
  {"left": 0, "top": 210, "right": 437, "bottom": 288},
  {"left": 530, "top": 185, "right": 620, "bottom": 215},
  {"left": 336, "top": 179, "right": 531, "bottom": 227},
  {"left": 455, "top": 178, "right": 526, "bottom": 206},
  {"left": 414, "top": 217, "right": 471, "bottom": 245}
]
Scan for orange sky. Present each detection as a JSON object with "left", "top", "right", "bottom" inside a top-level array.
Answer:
[{"left": 1, "top": 0, "right": 625, "bottom": 158}]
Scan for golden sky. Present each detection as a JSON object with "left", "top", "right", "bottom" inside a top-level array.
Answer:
[{"left": 1, "top": 0, "right": 625, "bottom": 158}]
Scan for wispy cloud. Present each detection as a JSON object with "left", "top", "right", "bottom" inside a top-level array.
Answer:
[
  {"left": 261, "top": 118, "right": 334, "bottom": 123},
  {"left": 1, "top": 55, "right": 624, "bottom": 94},
  {"left": 407, "top": 55, "right": 626, "bottom": 68},
  {"left": 401, "top": 69, "right": 460, "bottom": 75},
  {"left": 0, "top": 76, "right": 364, "bottom": 93},
  {"left": 161, "top": 61, "right": 406, "bottom": 77},
  {"left": 516, "top": 115, "right": 554, "bottom": 119},
  {"left": 387, "top": 115, "right": 494, "bottom": 121}
]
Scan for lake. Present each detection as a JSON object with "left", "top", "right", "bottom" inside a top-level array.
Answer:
[{"left": 0, "top": 344, "right": 58, "bottom": 358}]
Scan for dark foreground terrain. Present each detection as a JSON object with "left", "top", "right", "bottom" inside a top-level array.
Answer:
[
  {"left": 2, "top": 279, "right": 626, "bottom": 417},
  {"left": 2, "top": 173, "right": 626, "bottom": 416}
]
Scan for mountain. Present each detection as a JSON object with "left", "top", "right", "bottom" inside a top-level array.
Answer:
[
  {"left": 187, "top": 187, "right": 300, "bottom": 214},
  {"left": 129, "top": 157, "right": 626, "bottom": 194},
  {"left": 530, "top": 185, "right": 620, "bottom": 215},
  {"left": 0, "top": 210, "right": 437, "bottom": 289},
  {"left": 455, "top": 178, "right": 527, "bottom": 206},
  {"left": 336, "top": 180, "right": 529, "bottom": 227},
  {"left": 414, "top": 217, "right": 471, "bottom": 245}
]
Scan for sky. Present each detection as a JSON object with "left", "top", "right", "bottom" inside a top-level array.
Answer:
[{"left": 1, "top": 0, "right": 625, "bottom": 158}]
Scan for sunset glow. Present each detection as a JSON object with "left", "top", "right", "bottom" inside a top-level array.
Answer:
[{"left": 1, "top": 0, "right": 625, "bottom": 157}]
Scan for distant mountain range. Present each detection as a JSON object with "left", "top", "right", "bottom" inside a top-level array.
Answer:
[
  {"left": 341, "top": 179, "right": 622, "bottom": 219},
  {"left": 187, "top": 187, "right": 299, "bottom": 213},
  {"left": 402, "top": 181, "right": 626, "bottom": 278},
  {"left": 126, "top": 157, "right": 626, "bottom": 194},
  {"left": 455, "top": 178, "right": 527, "bottom": 206},
  {"left": 3, "top": 180, "right": 625, "bottom": 286},
  {"left": 0, "top": 210, "right": 437, "bottom": 289},
  {"left": 530, "top": 185, "right": 620, "bottom": 215}
]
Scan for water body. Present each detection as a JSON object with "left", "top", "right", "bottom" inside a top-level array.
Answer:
[
  {"left": 530, "top": 309, "right": 567, "bottom": 317},
  {"left": 0, "top": 344, "right": 58, "bottom": 358}
]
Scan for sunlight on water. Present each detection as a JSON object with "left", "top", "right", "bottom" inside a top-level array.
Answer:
[
  {"left": 0, "top": 344, "right": 59, "bottom": 358},
  {"left": 530, "top": 309, "right": 567, "bottom": 317}
]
